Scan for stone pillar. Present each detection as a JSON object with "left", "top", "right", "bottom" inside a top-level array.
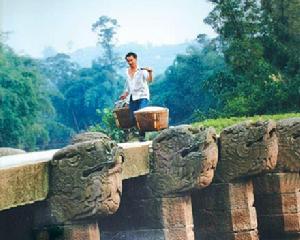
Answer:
[
  {"left": 191, "top": 120, "right": 278, "bottom": 240},
  {"left": 192, "top": 180, "right": 258, "bottom": 240},
  {"left": 252, "top": 118, "right": 300, "bottom": 238},
  {"left": 160, "top": 196, "right": 194, "bottom": 240},
  {"left": 253, "top": 173, "right": 300, "bottom": 238},
  {"left": 100, "top": 126, "right": 218, "bottom": 240},
  {"left": 100, "top": 178, "right": 194, "bottom": 240},
  {"left": 35, "top": 222, "right": 100, "bottom": 240}
]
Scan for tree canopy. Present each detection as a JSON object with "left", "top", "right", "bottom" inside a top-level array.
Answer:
[{"left": 0, "top": 43, "right": 51, "bottom": 149}]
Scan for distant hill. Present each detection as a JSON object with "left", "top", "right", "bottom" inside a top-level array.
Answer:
[{"left": 70, "top": 42, "right": 194, "bottom": 75}]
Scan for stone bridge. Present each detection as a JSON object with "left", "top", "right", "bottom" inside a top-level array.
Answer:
[{"left": 0, "top": 119, "right": 299, "bottom": 240}]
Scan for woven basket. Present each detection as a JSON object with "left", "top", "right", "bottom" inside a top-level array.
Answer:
[
  {"left": 134, "top": 107, "right": 169, "bottom": 131},
  {"left": 113, "top": 107, "right": 135, "bottom": 129}
]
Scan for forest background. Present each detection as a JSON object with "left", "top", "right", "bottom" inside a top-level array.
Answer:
[{"left": 0, "top": 0, "right": 299, "bottom": 149}]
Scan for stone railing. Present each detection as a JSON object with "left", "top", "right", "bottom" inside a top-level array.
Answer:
[{"left": 0, "top": 118, "right": 299, "bottom": 240}]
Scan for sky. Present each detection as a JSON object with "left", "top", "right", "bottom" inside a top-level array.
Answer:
[{"left": 1, "top": 0, "right": 216, "bottom": 57}]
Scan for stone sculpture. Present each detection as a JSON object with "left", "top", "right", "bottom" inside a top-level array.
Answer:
[
  {"left": 149, "top": 125, "right": 218, "bottom": 196},
  {"left": 215, "top": 120, "right": 278, "bottom": 183},
  {"left": 71, "top": 131, "right": 110, "bottom": 144},
  {"left": 276, "top": 118, "right": 300, "bottom": 172},
  {"left": 48, "top": 137, "right": 124, "bottom": 223}
]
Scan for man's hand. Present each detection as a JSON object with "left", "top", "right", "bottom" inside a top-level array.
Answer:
[
  {"left": 120, "top": 92, "right": 129, "bottom": 100},
  {"left": 141, "top": 67, "right": 153, "bottom": 72},
  {"left": 141, "top": 67, "right": 153, "bottom": 82}
]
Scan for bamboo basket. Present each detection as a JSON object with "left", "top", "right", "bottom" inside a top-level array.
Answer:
[
  {"left": 134, "top": 107, "right": 169, "bottom": 131},
  {"left": 113, "top": 107, "right": 135, "bottom": 129}
]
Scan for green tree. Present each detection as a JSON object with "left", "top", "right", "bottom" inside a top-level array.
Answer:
[
  {"left": 0, "top": 42, "right": 52, "bottom": 149},
  {"left": 151, "top": 38, "right": 224, "bottom": 123},
  {"left": 89, "top": 108, "right": 126, "bottom": 142},
  {"left": 92, "top": 15, "right": 123, "bottom": 69},
  {"left": 203, "top": 0, "right": 299, "bottom": 117},
  {"left": 44, "top": 16, "right": 124, "bottom": 132},
  {"left": 38, "top": 53, "right": 80, "bottom": 130}
]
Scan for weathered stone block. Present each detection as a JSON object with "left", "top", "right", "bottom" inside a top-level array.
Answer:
[
  {"left": 259, "top": 213, "right": 300, "bottom": 234},
  {"left": 254, "top": 173, "right": 300, "bottom": 237},
  {"left": 255, "top": 192, "right": 300, "bottom": 214},
  {"left": 197, "top": 229, "right": 259, "bottom": 240},
  {"left": 0, "top": 147, "right": 25, "bottom": 157},
  {"left": 149, "top": 125, "right": 218, "bottom": 196},
  {"left": 0, "top": 162, "right": 48, "bottom": 211},
  {"left": 164, "top": 226, "right": 194, "bottom": 240},
  {"left": 215, "top": 121, "right": 278, "bottom": 183},
  {"left": 192, "top": 181, "right": 254, "bottom": 210},
  {"left": 99, "top": 196, "right": 194, "bottom": 231},
  {"left": 63, "top": 223, "right": 100, "bottom": 240},
  {"left": 276, "top": 118, "right": 300, "bottom": 172},
  {"left": 192, "top": 181, "right": 258, "bottom": 240},
  {"left": 35, "top": 222, "right": 100, "bottom": 240},
  {"left": 71, "top": 131, "right": 110, "bottom": 144},
  {"left": 160, "top": 196, "right": 194, "bottom": 228},
  {"left": 118, "top": 141, "right": 150, "bottom": 180},
  {"left": 101, "top": 229, "right": 166, "bottom": 240},
  {"left": 195, "top": 207, "right": 257, "bottom": 233},
  {"left": 253, "top": 173, "right": 300, "bottom": 194},
  {"left": 101, "top": 228, "right": 194, "bottom": 240},
  {"left": 48, "top": 138, "right": 124, "bottom": 223}
]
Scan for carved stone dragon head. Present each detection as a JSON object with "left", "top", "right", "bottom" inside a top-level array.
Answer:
[{"left": 48, "top": 136, "right": 124, "bottom": 224}]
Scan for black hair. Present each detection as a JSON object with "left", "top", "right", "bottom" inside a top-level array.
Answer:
[{"left": 125, "top": 52, "right": 137, "bottom": 59}]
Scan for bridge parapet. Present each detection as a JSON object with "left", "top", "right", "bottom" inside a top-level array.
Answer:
[
  {"left": 0, "top": 139, "right": 151, "bottom": 214},
  {"left": 1, "top": 118, "right": 300, "bottom": 240},
  {"left": 0, "top": 149, "right": 58, "bottom": 212}
]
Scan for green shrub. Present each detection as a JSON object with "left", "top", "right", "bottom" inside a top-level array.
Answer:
[
  {"left": 89, "top": 108, "right": 126, "bottom": 142},
  {"left": 193, "top": 113, "right": 300, "bottom": 133}
]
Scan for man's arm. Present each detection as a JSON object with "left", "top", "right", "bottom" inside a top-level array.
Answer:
[
  {"left": 141, "top": 67, "right": 153, "bottom": 83},
  {"left": 147, "top": 70, "right": 153, "bottom": 82}
]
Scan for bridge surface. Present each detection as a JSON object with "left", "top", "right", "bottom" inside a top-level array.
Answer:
[{"left": 0, "top": 141, "right": 151, "bottom": 212}]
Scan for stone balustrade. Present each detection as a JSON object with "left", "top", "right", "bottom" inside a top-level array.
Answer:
[
  {"left": 0, "top": 149, "right": 58, "bottom": 211},
  {"left": 0, "top": 118, "right": 299, "bottom": 240},
  {"left": 0, "top": 141, "right": 151, "bottom": 214}
]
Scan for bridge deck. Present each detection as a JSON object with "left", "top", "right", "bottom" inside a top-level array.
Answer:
[
  {"left": 0, "top": 149, "right": 60, "bottom": 170},
  {"left": 0, "top": 141, "right": 151, "bottom": 212}
]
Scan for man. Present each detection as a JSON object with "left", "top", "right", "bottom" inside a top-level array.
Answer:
[{"left": 120, "top": 52, "right": 153, "bottom": 141}]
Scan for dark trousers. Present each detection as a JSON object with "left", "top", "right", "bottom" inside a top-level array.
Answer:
[{"left": 129, "top": 96, "right": 149, "bottom": 137}]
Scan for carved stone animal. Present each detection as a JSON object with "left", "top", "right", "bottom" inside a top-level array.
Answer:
[
  {"left": 48, "top": 138, "right": 124, "bottom": 223},
  {"left": 148, "top": 125, "right": 218, "bottom": 196},
  {"left": 215, "top": 121, "right": 278, "bottom": 183},
  {"left": 275, "top": 118, "right": 300, "bottom": 172}
]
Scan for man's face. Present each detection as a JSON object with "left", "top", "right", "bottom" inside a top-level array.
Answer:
[{"left": 126, "top": 56, "right": 137, "bottom": 68}]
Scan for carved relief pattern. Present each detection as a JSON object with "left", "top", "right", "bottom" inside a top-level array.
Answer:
[
  {"left": 150, "top": 126, "right": 218, "bottom": 195},
  {"left": 276, "top": 118, "right": 300, "bottom": 172},
  {"left": 216, "top": 121, "right": 278, "bottom": 183},
  {"left": 49, "top": 138, "right": 123, "bottom": 223}
]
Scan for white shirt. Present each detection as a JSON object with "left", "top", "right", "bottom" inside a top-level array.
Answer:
[{"left": 124, "top": 67, "right": 150, "bottom": 101}]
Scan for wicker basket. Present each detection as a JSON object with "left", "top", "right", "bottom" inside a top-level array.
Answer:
[
  {"left": 134, "top": 107, "right": 169, "bottom": 131},
  {"left": 113, "top": 107, "right": 135, "bottom": 129}
]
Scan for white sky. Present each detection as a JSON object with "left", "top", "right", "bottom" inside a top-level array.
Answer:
[{"left": 1, "top": 0, "right": 216, "bottom": 57}]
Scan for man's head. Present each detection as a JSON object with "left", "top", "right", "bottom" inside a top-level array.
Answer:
[{"left": 125, "top": 52, "right": 137, "bottom": 68}]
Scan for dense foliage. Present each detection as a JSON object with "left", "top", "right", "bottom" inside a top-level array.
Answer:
[
  {"left": 1, "top": 3, "right": 299, "bottom": 148},
  {"left": 0, "top": 42, "right": 51, "bottom": 149},
  {"left": 0, "top": 16, "right": 124, "bottom": 148},
  {"left": 150, "top": 0, "right": 299, "bottom": 124},
  {"left": 88, "top": 108, "right": 126, "bottom": 142},
  {"left": 193, "top": 113, "right": 300, "bottom": 133},
  {"left": 151, "top": 38, "right": 224, "bottom": 124},
  {"left": 203, "top": 0, "right": 300, "bottom": 117}
]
